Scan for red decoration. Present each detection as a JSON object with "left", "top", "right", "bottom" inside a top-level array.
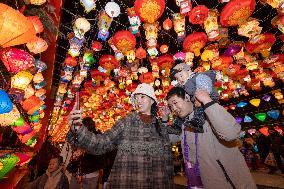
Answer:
[
  {"left": 0, "top": 48, "right": 34, "bottom": 73},
  {"left": 26, "top": 37, "right": 48, "bottom": 54},
  {"left": 183, "top": 32, "right": 207, "bottom": 56},
  {"left": 135, "top": 0, "right": 165, "bottom": 23},
  {"left": 112, "top": 30, "right": 136, "bottom": 53},
  {"left": 220, "top": 0, "right": 256, "bottom": 26},
  {"left": 139, "top": 72, "right": 155, "bottom": 83},
  {"left": 160, "top": 44, "right": 169, "bottom": 53},
  {"left": 91, "top": 41, "right": 102, "bottom": 51},
  {"left": 27, "top": 16, "right": 44, "bottom": 33},
  {"left": 91, "top": 70, "right": 107, "bottom": 85},
  {"left": 163, "top": 18, "right": 172, "bottom": 30},
  {"left": 64, "top": 56, "right": 77, "bottom": 67},
  {"left": 22, "top": 96, "right": 42, "bottom": 115},
  {"left": 245, "top": 33, "right": 276, "bottom": 54},
  {"left": 157, "top": 54, "right": 174, "bottom": 75},
  {"left": 135, "top": 47, "right": 147, "bottom": 59},
  {"left": 99, "top": 55, "right": 119, "bottom": 73},
  {"left": 188, "top": 5, "right": 209, "bottom": 25}
]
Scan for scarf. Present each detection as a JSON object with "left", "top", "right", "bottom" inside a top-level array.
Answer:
[{"left": 44, "top": 166, "right": 63, "bottom": 189}]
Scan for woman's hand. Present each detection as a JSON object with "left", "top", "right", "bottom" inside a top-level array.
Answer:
[{"left": 68, "top": 101, "right": 83, "bottom": 127}]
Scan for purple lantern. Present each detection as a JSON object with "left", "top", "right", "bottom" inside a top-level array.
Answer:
[
  {"left": 235, "top": 117, "right": 242, "bottom": 124},
  {"left": 224, "top": 45, "right": 242, "bottom": 56}
]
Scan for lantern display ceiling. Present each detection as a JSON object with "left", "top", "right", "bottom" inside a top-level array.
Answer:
[{"left": 50, "top": 0, "right": 283, "bottom": 142}]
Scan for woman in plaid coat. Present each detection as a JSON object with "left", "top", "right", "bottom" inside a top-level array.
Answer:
[{"left": 67, "top": 83, "right": 180, "bottom": 189}]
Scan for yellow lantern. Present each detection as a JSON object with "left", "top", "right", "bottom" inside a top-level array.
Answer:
[
  {"left": 0, "top": 105, "right": 21, "bottom": 126},
  {"left": 274, "top": 91, "right": 283, "bottom": 100},
  {"left": 24, "top": 85, "right": 35, "bottom": 99},
  {"left": 249, "top": 98, "right": 260, "bottom": 107},
  {"left": 33, "top": 72, "right": 44, "bottom": 84},
  {"left": 126, "top": 50, "right": 136, "bottom": 62},
  {"left": 201, "top": 50, "right": 214, "bottom": 61},
  {"left": 30, "top": 0, "right": 46, "bottom": 5},
  {"left": 11, "top": 71, "right": 33, "bottom": 90}
]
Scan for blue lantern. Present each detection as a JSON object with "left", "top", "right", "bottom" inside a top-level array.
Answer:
[
  {"left": 237, "top": 102, "right": 247, "bottom": 108},
  {"left": 0, "top": 90, "right": 13, "bottom": 114},
  {"left": 244, "top": 115, "right": 253, "bottom": 123},
  {"left": 267, "top": 110, "right": 280, "bottom": 120}
]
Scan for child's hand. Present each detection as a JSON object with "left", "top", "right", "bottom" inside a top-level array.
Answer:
[
  {"left": 159, "top": 105, "right": 170, "bottom": 122},
  {"left": 195, "top": 89, "right": 212, "bottom": 104}
]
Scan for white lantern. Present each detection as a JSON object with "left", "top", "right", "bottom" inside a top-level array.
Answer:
[
  {"left": 73, "top": 18, "right": 91, "bottom": 38},
  {"left": 80, "top": 0, "right": 96, "bottom": 13},
  {"left": 105, "top": 2, "right": 120, "bottom": 18}
]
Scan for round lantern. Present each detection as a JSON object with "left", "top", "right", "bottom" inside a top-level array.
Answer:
[
  {"left": 91, "top": 41, "right": 102, "bottom": 51},
  {"left": 139, "top": 72, "right": 154, "bottom": 84},
  {"left": 0, "top": 155, "right": 19, "bottom": 179},
  {"left": 0, "top": 90, "right": 13, "bottom": 114},
  {"left": 183, "top": 32, "right": 207, "bottom": 56},
  {"left": 136, "top": 47, "right": 147, "bottom": 59},
  {"left": 27, "top": 16, "right": 44, "bottom": 34},
  {"left": 91, "top": 70, "right": 107, "bottom": 86},
  {"left": 64, "top": 56, "right": 77, "bottom": 67},
  {"left": 74, "top": 17, "right": 91, "bottom": 34},
  {"left": 188, "top": 5, "right": 209, "bottom": 25},
  {"left": 33, "top": 72, "right": 44, "bottom": 84},
  {"left": 220, "top": 0, "right": 256, "bottom": 26},
  {"left": 26, "top": 37, "right": 48, "bottom": 54},
  {"left": 0, "top": 48, "right": 35, "bottom": 73},
  {"left": 134, "top": 0, "right": 165, "bottom": 23},
  {"left": 158, "top": 44, "right": 168, "bottom": 54},
  {"left": 22, "top": 96, "right": 42, "bottom": 115},
  {"left": 112, "top": 30, "right": 136, "bottom": 54},
  {"left": 30, "top": 0, "right": 46, "bottom": 5},
  {"left": 163, "top": 18, "right": 172, "bottom": 30},
  {"left": 99, "top": 55, "right": 120, "bottom": 74},
  {"left": 11, "top": 71, "right": 33, "bottom": 91},
  {"left": 0, "top": 105, "right": 21, "bottom": 126},
  {"left": 157, "top": 54, "right": 174, "bottom": 76},
  {"left": 0, "top": 3, "right": 36, "bottom": 48},
  {"left": 105, "top": 2, "right": 121, "bottom": 18}
]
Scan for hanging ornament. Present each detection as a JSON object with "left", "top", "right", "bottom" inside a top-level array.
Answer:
[
  {"left": 11, "top": 71, "right": 33, "bottom": 91},
  {"left": 262, "top": 95, "right": 271, "bottom": 102},
  {"left": 188, "top": 5, "right": 209, "bottom": 25},
  {"left": 157, "top": 54, "right": 174, "bottom": 76},
  {"left": 105, "top": 2, "right": 120, "bottom": 18},
  {"left": 180, "top": 0, "right": 192, "bottom": 15},
  {"left": 160, "top": 45, "right": 169, "bottom": 53},
  {"left": 244, "top": 115, "right": 253, "bottom": 122},
  {"left": 73, "top": 18, "right": 91, "bottom": 39},
  {"left": 183, "top": 32, "right": 207, "bottom": 56},
  {"left": 267, "top": 110, "right": 280, "bottom": 120},
  {"left": 254, "top": 113, "right": 266, "bottom": 122},
  {"left": 248, "top": 129, "right": 256, "bottom": 135},
  {"left": 68, "top": 36, "right": 85, "bottom": 57},
  {"left": 204, "top": 9, "right": 220, "bottom": 41},
  {"left": 236, "top": 101, "right": 247, "bottom": 108},
  {"left": 112, "top": 30, "right": 136, "bottom": 54},
  {"left": 135, "top": 47, "right": 147, "bottom": 59},
  {"left": 0, "top": 155, "right": 19, "bottom": 179},
  {"left": 126, "top": 50, "right": 136, "bottom": 63},
  {"left": 134, "top": 0, "right": 165, "bottom": 23},
  {"left": 0, "top": 90, "right": 13, "bottom": 114},
  {"left": 173, "top": 13, "right": 186, "bottom": 42},
  {"left": 224, "top": 44, "right": 242, "bottom": 56},
  {"left": 80, "top": 0, "right": 96, "bottom": 13},
  {"left": 22, "top": 95, "right": 42, "bottom": 115},
  {"left": 163, "top": 18, "right": 172, "bottom": 30},
  {"left": 259, "top": 126, "right": 269, "bottom": 136},
  {"left": 91, "top": 41, "right": 102, "bottom": 51},
  {"left": 249, "top": 98, "right": 260, "bottom": 107},
  {"left": 127, "top": 7, "right": 141, "bottom": 35},
  {"left": 238, "top": 18, "right": 262, "bottom": 38},
  {"left": 99, "top": 55, "right": 120, "bottom": 75},
  {"left": 26, "top": 37, "right": 48, "bottom": 54},
  {"left": 27, "top": 16, "right": 44, "bottom": 34},
  {"left": 274, "top": 126, "right": 283, "bottom": 135},
  {"left": 235, "top": 117, "right": 242, "bottom": 124},
  {"left": 97, "top": 11, "right": 112, "bottom": 41}
]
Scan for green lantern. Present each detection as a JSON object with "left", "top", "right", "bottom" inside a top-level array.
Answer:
[
  {"left": 254, "top": 113, "right": 266, "bottom": 122},
  {"left": 0, "top": 155, "right": 19, "bottom": 179},
  {"left": 25, "top": 136, "right": 37, "bottom": 147},
  {"left": 10, "top": 116, "right": 24, "bottom": 127}
]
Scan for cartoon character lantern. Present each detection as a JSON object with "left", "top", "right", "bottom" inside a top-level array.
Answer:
[
  {"left": 144, "top": 22, "right": 159, "bottom": 48},
  {"left": 127, "top": 7, "right": 141, "bottom": 35},
  {"left": 173, "top": 13, "right": 186, "bottom": 42},
  {"left": 204, "top": 9, "right": 220, "bottom": 41},
  {"left": 73, "top": 18, "right": 91, "bottom": 39},
  {"left": 238, "top": 18, "right": 262, "bottom": 38},
  {"left": 97, "top": 11, "right": 113, "bottom": 41}
]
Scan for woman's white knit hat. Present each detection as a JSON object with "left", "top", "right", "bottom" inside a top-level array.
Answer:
[{"left": 132, "top": 83, "right": 158, "bottom": 103}]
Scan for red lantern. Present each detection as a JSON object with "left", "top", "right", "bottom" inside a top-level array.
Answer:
[
  {"left": 135, "top": 47, "right": 147, "bottom": 59},
  {"left": 26, "top": 37, "right": 48, "bottom": 54},
  {"left": 64, "top": 56, "right": 77, "bottom": 67},
  {"left": 0, "top": 48, "right": 34, "bottom": 73},
  {"left": 91, "top": 41, "right": 102, "bottom": 51},
  {"left": 160, "top": 45, "right": 169, "bottom": 53},
  {"left": 112, "top": 30, "right": 136, "bottom": 54},
  {"left": 157, "top": 54, "right": 174, "bottom": 76},
  {"left": 163, "top": 18, "right": 172, "bottom": 30},
  {"left": 91, "top": 70, "right": 107, "bottom": 85},
  {"left": 27, "top": 16, "right": 44, "bottom": 33},
  {"left": 220, "top": 0, "right": 256, "bottom": 26},
  {"left": 22, "top": 96, "right": 42, "bottom": 115},
  {"left": 139, "top": 72, "right": 155, "bottom": 84},
  {"left": 188, "top": 5, "right": 209, "bottom": 25},
  {"left": 183, "top": 32, "right": 207, "bottom": 56},
  {"left": 99, "top": 55, "right": 119, "bottom": 73},
  {"left": 135, "top": 0, "right": 165, "bottom": 23},
  {"left": 245, "top": 33, "right": 276, "bottom": 55}
]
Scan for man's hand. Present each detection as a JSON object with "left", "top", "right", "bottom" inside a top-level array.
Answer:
[
  {"left": 195, "top": 89, "right": 212, "bottom": 104},
  {"left": 160, "top": 105, "right": 170, "bottom": 122}
]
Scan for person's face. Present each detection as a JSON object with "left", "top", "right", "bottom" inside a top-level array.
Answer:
[
  {"left": 174, "top": 70, "right": 190, "bottom": 85},
  {"left": 47, "top": 158, "right": 60, "bottom": 173},
  {"left": 167, "top": 95, "right": 193, "bottom": 118},
  {"left": 134, "top": 94, "right": 154, "bottom": 115}
]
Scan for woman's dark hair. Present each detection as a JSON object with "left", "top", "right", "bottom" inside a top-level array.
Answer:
[
  {"left": 151, "top": 102, "right": 162, "bottom": 136},
  {"left": 166, "top": 87, "right": 187, "bottom": 101}
]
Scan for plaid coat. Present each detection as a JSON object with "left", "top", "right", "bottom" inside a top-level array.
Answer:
[{"left": 67, "top": 112, "right": 180, "bottom": 189}]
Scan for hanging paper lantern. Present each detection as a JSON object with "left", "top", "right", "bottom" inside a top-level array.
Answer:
[
  {"left": 27, "top": 16, "right": 44, "bottom": 34},
  {"left": 30, "top": 0, "right": 46, "bottom": 5},
  {"left": 22, "top": 96, "right": 42, "bottom": 115},
  {"left": 134, "top": 0, "right": 165, "bottom": 23},
  {"left": 64, "top": 56, "right": 77, "bottom": 67},
  {"left": 112, "top": 30, "right": 136, "bottom": 54},
  {"left": 237, "top": 101, "right": 247, "bottom": 108},
  {"left": 188, "top": 5, "right": 209, "bottom": 25},
  {"left": 173, "top": 13, "right": 186, "bottom": 42},
  {"left": 0, "top": 48, "right": 35, "bottom": 73},
  {"left": 91, "top": 41, "right": 102, "bottom": 51},
  {"left": 11, "top": 71, "right": 33, "bottom": 91},
  {"left": 97, "top": 11, "right": 112, "bottom": 41},
  {"left": 34, "top": 60, "right": 47, "bottom": 72},
  {"left": 14, "top": 152, "right": 32, "bottom": 166},
  {"left": 244, "top": 115, "right": 253, "bottom": 122},
  {"left": 224, "top": 45, "right": 242, "bottom": 56},
  {"left": 0, "top": 155, "right": 19, "bottom": 179},
  {"left": 267, "top": 110, "right": 280, "bottom": 120},
  {"left": 0, "top": 105, "right": 21, "bottom": 126},
  {"left": 18, "top": 131, "right": 35, "bottom": 144},
  {"left": 0, "top": 3, "right": 37, "bottom": 48},
  {"left": 157, "top": 54, "right": 174, "bottom": 76},
  {"left": 73, "top": 17, "right": 91, "bottom": 39},
  {"left": 163, "top": 18, "right": 172, "bottom": 30},
  {"left": 127, "top": 7, "right": 141, "bottom": 35},
  {"left": 33, "top": 72, "right": 44, "bottom": 84},
  {"left": 135, "top": 47, "right": 147, "bottom": 59},
  {"left": 201, "top": 50, "right": 214, "bottom": 61},
  {"left": 220, "top": 0, "right": 256, "bottom": 26},
  {"left": 160, "top": 45, "right": 169, "bottom": 53},
  {"left": 24, "top": 85, "right": 35, "bottom": 99},
  {"left": 274, "top": 126, "right": 283, "bottom": 135},
  {"left": 99, "top": 55, "right": 120, "bottom": 74},
  {"left": 238, "top": 18, "right": 262, "bottom": 38},
  {"left": 183, "top": 32, "right": 207, "bottom": 56},
  {"left": 255, "top": 113, "right": 266, "bottom": 122},
  {"left": 105, "top": 2, "right": 120, "bottom": 18},
  {"left": 249, "top": 98, "right": 260, "bottom": 107},
  {"left": 259, "top": 126, "right": 269, "bottom": 136},
  {"left": 248, "top": 129, "right": 256, "bottom": 135},
  {"left": 235, "top": 117, "right": 242, "bottom": 124},
  {"left": 139, "top": 72, "right": 155, "bottom": 84},
  {"left": 83, "top": 52, "right": 95, "bottom": 65},
  {"left": 262, "top": 95, "right": 271, "bottom": 102},
  {"left": 26, "top": 37, "right": 48, "bottom": 54},
  {"left": 12, "top": 122, "right": 32, "bottom": 134},
  {"left": 204, "top": 9, "right": 220, "bottom": 41},
  {"left": 80, "top": 0, "right": 97, "bottom": 13},
  {"left": 10, "top": 116, "right": 24, "bottom": 127},
  {"left": 0, "top": 90, "right": 13, "bottom": 114}
]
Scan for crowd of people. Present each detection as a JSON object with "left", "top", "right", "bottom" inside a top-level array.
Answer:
[{"left": 25, "top": 61, "right": 283, "bottom": 189}]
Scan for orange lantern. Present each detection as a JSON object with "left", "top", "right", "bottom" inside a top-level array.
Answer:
[
  {"left": 160, "top": 45, "right": 169, "bottom": 53},
  {"left": 91, "top": 70, "right": 107, "bottom": 86},
  {"left": 91, "top": 41, "right": 102, "bottom": 51},
  {"left": 22, "top": 96, "right": 42, "bottom": 115},
  {"left": 163, "top": 18, "right": 172, "bottom": 30},
  {"left": 134, "top": 0, "right": 165, "bottom": 23},
  {"left": 64, "top": 56, "right": 77, "bottom": 67},
  {"left": 157, "top": 54, "right": 174, "bottom": 76},
  {"left": 220, "top": 0, "right": 256, "bottom": 26},
  {"left": 0, "top": 3, "right": 36, "bottom": 48},
  {"left": 99, "top": 55, "right": 119, "bottom": 74},
  {"left": 135, "top": 47, "right": 147, "bottom": 59},
  {"left": 183, "top": 32, "right": 207, "bottom": 56},
  {"left": 139, "top": 72, "right": 155, "bottom": 84},
  {"left": 188, "top": 5, "right": 209, "bottom": 25},
  {"left": 30, "top": 0, "right": 46, "bottom": 5},
  {"left": 0, "top": 105, "right": 21, "bottom": 126},
  {"left": 27, "top": 16, "right": 44, "bottom": 34},
  {"left": 112, "top": 30, "right": 136, "bottom": 54},
  {"left": 26, "top": 37, "right": 48, "bottom": 54}
]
